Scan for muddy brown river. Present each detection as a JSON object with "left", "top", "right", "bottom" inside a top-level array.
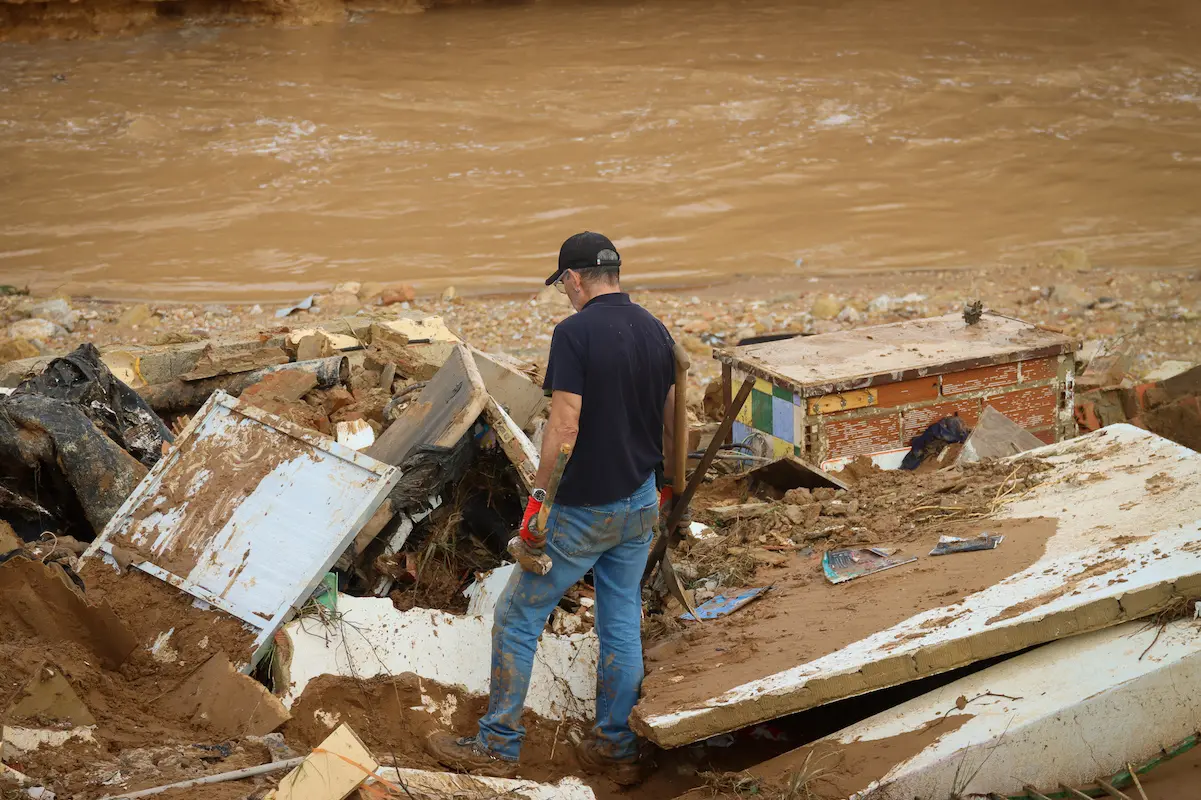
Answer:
[{"left": 2, "top": 0, "right": 1200, "bottom": 300}]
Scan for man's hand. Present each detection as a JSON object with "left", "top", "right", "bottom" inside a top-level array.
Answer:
[
  {"left": 658, "top": 485, "right": 692, "bottom": 535},
  {"left": 519, "top": 496, "right": 544, "bottom": 545}
]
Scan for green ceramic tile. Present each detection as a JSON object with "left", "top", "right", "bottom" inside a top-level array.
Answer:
[{"left": 751, "top": 389, "right": 774, "bottom": 433}]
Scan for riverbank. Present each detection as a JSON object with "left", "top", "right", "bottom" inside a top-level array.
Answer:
[{"left": 3, "top": 260, "right": 1199, "bottom": 383}]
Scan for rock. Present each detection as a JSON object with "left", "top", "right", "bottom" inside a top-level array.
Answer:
[
  {"left": 836, "top": 305, "right": 861, "bottom": 323},
  {"left": 333, "top": 281, "right": 361, "bottom": 296},
  {"left": 27, "top": 298, "right": 78, "bottom": 332},
  {"left": 322, "top": 292, "right": 361, "bottom": 312},
  {"left": 359, "top": 282, "right": 385, "bottom": 301},
  {"left": 250, "top": 304, "right": 263, "bottom": 315},
  {"left": 868, "top": 295, "right": 893, "bottom": 313},
  {"left": 296, "top": 333, "right": 333, "bottom": 362},
  {"left": 750, "top": 548, "right": 788, "bottom": 567},
  {"left": 380, "top": 285, "right": 416, "bottom": 306},
  {"left": 118, "top": 304, "right": 155, "bottom": 328},
  {"left": 783, "top": 487, "right": 812, "bottom": 504},
  {"left": 812, "top": 487, "right": 837, "bottom": 502},
  {"left": 821, "top": 499, "right": 859, "bottom": 517},
  {"left": 1050, "top": 283, "right": 1092, "bottom": 307},
  {"left": 203, "top": 305, "right": 231, "bottom": 317},
  {"left": 242, "top": 371, "right": 320, "bottom": 404},
  {"left": 8, "top": 318, "right": 66, "bottom": 341},
  {"left": 442, "top": 286, "right": 457, "bottom": 302},
  {"left": 783, "top": 503, "right": 821, "bottom": 527},
  {"left": 810, "top": 295, "right": 842, "bottom": 320},
  {"left": 0, "top": 337, "right": 39, "bottom": 364},
  {"left": 1043, "top": 245, "right": 1091, "bottom": 272}
]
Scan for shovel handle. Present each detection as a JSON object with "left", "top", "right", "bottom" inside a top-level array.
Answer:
[{"left": 672, "top": 343, "right": 690, "bottom": 497}]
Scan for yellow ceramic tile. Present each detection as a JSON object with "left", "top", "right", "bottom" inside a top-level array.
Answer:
[
  {"left": 771, "top": 436, "right": 793, "bottom": 459},
  {"left": 754, "top": 378, "right": 774, "bottom": 395},
  {"left": 807, "top": 388, "right": 878, "bottom": 415}
]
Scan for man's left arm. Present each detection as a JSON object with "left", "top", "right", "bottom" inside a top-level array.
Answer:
[{"left": 534, "top": 390, "right": 582, "bottom": 491}]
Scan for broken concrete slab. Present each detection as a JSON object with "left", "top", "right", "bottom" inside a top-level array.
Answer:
[
  {"left": 159, "top": 652, "right": 290, "bottom": 739},
  {"left": 281, "top": 592, "right": 597, "bottom": 721},
  {"left": 1, "top": 725, "right": 96, "bottom": 761},
  {"left": 84, "top": 390, "right": 401, "bottom": 669},
  {"left": 957, "top": 405, "right": 1046, "bottom": 464},
  {"left": 0, "top": 558, "right": 137, "bottom": 670},
  {"left": 370, "top": 768, "right": 596, "bottom": 799},
  {"left": 266, "top": 724, "right": 376, "bottom": 800},
  {"left": 3, "top": 662, "right": 95, "bottom": 727},
  {"left": 366, "top": 343, "right": 488, "bottom": 467},
  {"left": 633, "top": 424, "right": 1201, "bottom": 748},
  {"left": 745, "top": 618, "right": 1201, "bottom": 798}
]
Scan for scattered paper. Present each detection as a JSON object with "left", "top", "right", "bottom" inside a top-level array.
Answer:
[
  {"left": 930, "top": 534, "right": 1004, "bottom": 556},
  {"left": 823, "top": 548, "right": 917, "bottom": 584},
  {"left": 680, "top": 587, "right": 770, "bottom": 621}
]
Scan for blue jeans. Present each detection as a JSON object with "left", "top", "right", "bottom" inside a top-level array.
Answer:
[{"left": 477, "top": 474, "right": 658, "bottom": 762}]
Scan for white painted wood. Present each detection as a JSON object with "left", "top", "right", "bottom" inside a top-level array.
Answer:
[
  {"left": 638, "top": 425, "right": 1201, "bottom": 745},
  {"left": 766, "top": 619, "right": 1201, "bottom": 797},
  {"left": 371, "top": 768, "right": 596, "bottom": 799},
  {"left": 282, "top": 593, "right": 597, "bottom": 721}
]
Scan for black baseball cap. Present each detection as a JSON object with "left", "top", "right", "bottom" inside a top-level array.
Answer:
[{"left": 544, "top": 231, "right": 622, "bottom": 286}]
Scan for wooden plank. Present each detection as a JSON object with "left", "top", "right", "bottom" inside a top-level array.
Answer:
[
  {"left": 267, "top": 724, "right": 378, "bottom": 800},
  {"left": 366, "top": 343, "right": 489, "bottom": 467}
]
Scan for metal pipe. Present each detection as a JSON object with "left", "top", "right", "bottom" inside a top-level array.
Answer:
[{"left": 100, "top": 757, "right": 305, "bottom": 800}]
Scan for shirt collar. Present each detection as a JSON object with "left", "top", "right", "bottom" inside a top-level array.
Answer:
[{"left": 582, "top": 292, "right": 631, "bottom": 310}]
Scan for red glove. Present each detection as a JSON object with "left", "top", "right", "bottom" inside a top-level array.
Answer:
[
  {"left": 659, "top": 485, "right": 674, "bottom": 514},
  {"left": 520, "top": 496, "right": 543, "bottom": 544}
]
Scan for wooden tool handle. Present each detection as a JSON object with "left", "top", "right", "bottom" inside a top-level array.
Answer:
[
  {"left": 672, "top": 343, "right": 690, "bottom": 497},
  {"left": 535, "top": 443, "right": 573, "bottom": 534}
]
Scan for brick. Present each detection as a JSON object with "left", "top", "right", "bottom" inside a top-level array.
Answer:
[
  {"left": 1031, "top": 428, "right": 1057, "bottom": 444},
  {"left": 1075, "top": 400, "right": 1102, "bottom": 432},
  {"left": 984, "top": 386, "right": 1058, "bottom": 429},
  {"left": 823, "top": 413, "right": 902, "bottom": 460},
  {"left": 875, "top": 377, "right": 940, "bottom": 407},
  {"left": 901, "top": 399, "right": 981, "bottom": 444},
  {"left": 942, "top": 363, "right": 1019, "bottom": 395},
  {"left": 1020, "top": 357, "right": 1059, "bottom": 383}
]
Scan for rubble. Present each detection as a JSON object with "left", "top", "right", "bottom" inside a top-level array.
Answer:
[{"left": 0, "top": 296, "right": 1195, "bottom": 799}]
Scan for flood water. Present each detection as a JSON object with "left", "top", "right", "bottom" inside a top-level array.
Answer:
[{"left": 2, "top": 0, "right": 1201, "bottom": 300}]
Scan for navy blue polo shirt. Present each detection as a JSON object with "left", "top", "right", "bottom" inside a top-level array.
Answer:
[{"left": 542, "top": 293, "right": 675, "bottom": 506}]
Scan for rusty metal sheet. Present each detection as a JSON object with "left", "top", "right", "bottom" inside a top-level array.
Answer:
[
  {"left": 84, "top": 390, "right": 401, "bottom": 668},
  {"left": 716, "top": 313, "right": 1078, "bottom": 398}
]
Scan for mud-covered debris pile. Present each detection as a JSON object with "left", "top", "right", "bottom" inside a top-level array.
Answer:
[{"left": 671, "top": 455, "right": 1053, "bottom": 600}]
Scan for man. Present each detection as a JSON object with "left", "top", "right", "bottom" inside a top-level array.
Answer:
[{"left": 426, "top": 231, "right": 677, "bottom": 784}]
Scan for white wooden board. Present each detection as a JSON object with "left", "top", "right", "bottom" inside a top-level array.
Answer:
[
  {"left": 750, "top": 618, "right": 1201, "bottom": 797},
  {"left": 635, "top": 425, "right": 1201, "bottom": 747},
  {"left": 85, "top": 391, "right": 401, "bottom": 668}
]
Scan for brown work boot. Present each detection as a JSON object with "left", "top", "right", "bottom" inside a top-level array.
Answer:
[
  {"left": 574, "top": 738, "right": 648, "bottom": 786},
  {"left": 424, "top": 731, "right": 519, "bottom": 778}
]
